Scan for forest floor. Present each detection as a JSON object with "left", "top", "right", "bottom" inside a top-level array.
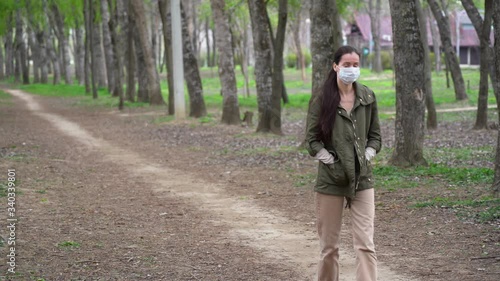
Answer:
[{"left": 0, "top": 88, "right": 499, "bottom": 281}]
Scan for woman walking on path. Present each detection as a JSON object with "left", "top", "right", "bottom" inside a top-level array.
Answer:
[{"left": 305, "top": 45, "right": 382, "bottom": 281}]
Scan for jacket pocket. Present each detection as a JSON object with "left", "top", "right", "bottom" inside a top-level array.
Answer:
[{"left": 317, "top": 161, "right": 349, "bottom": 187}]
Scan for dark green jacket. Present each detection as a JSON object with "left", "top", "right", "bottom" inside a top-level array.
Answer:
[{"left": 305, "top": 82, "right": 382, "bottom": 199}]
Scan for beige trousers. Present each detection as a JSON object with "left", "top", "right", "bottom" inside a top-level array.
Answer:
[{"left": 316, "top": 189, "right": 377, "bottom": 281}]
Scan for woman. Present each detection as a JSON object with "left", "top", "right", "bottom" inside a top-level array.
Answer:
[{"left": 305, "top": 45, "right": 381, "bottom": 281}]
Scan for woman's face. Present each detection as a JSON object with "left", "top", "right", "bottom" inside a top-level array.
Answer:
[{"left": 333, "top": 52, "right": 360, "bottom": 72}]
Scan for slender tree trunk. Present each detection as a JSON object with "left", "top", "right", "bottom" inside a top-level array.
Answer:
[
  {"left": 428, "top": 0, "right": 468, "bottom": 100},
  {"left": 416, "top": 0, "right": 437, "bottom": 129},
  {"left": 51, "top": 4, "right": 72, "bottom": 85},
  {"left": 130, "top": 0, "right": 164, "bottom": 105},
  {"left": 28, "top": 30, "right": 40, "bottom": 83},
  {"left": 369, "top": 0, "right": 382, "bottom": 72},
  {"left": 0, "top": 36, "right": 4, "bottom": 80},
  {"left": 101, "top": 0, "right": 116, "bottom": 93},
  {"left": 211, "top": 0, "right": 240, "bottom": 125},
  {"left": 126, "top": 5, "right": 136, "bottom": 103},
  {"left": 88, "top": 0, "right": 98, "bottom": 98},
  {"left": 205, "top": 17, "right": 211, "bottom": 67},
  {"left": 460, "top": 0, "right": 496, "bottom": 129},
  {"left": 291, "top": 9, "right": 306, "bottom": 82},
  {"left": 159, "top": 0, "right": 174, "bottom": 114},
  {"left": 389, "top": 0, "right": 427, "bottom": 167},
  {"left": 181, "top": 3, "right": 207, "bottom": 117},
  {"left": 15, "top": 11, "right": 29, "bottom": 84},
  {"left": 4, "top": 15, "right": 14, "bottom": 78},
  {"left": 74, "top": 24, "right": 85, "bottom": 85},
  {"left": 46, "top": 32, "right": 61, "bottom": 84},
  {"left": 310, "top": 0, "right": 335, "bottom": 97},
  {"left": 150, "top": 0, "right": 158, "bottom": 67},
  {"left": 108, "top": 0, "right": 125, "bottom": 108},
  {"left": 492, "top": 0, "right": 500, "bottom": 197},
  {"left": 92, "top": 0, "right": 107, "bottom": 88},
  {"left": 249, "top": 0, "right": 274, "bottom": 131},
  {"left": 134, "top": 31, "right": 149, "bottom": 103},
  {"left": 427, "top": 6, "right": 441, "bottom": 73},
  {"left": 84, "top": 4, "right": 91, "bottom": 93},
  {"left": 269, "top": 0, "right": 287, "bottom": 135},
  {"left": 329, "top": 0, "right": 342, "bottom": 53},
  {"left": 211, "top": 23, "right": 217, "bottom": 67}
]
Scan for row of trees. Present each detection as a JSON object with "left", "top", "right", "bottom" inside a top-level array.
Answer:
[{"left": 0, "top": 0, "right": 499, "bottom": 195}]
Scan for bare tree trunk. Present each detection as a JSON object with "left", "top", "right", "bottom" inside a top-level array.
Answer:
[
  {"left": 27, "top": 30, "right": 40, "bottom": 83},
  {"left": 269, "top": 0, "right": 287, "bottom": 135},
  {"left": 205, "top": 17, "right": 211, "bottom": 67},
  {"left": 108, "top": 0, "right": 126, "bottom": 108},
  {"left": 389, "top": 0, "right": 427, "bottom": 167},
  {"left": 329, "top": 0, "right": 342, "bottom": 53},
  {"left": 249, "top": 0, "right": 274, "bottom": 131},
  {"left": 126, "top": 6, "right": 137, "bottom": 103},
  {"left": 101, "top": 0, "right": 116, "bottom": 93},
  {"left": 368, "top": 0, "right": 382, "bottom": 72},
  {"left": 4, "top": 14, "right": 14, "bottom": 79},
  {"left": 492, "top": 0, "right": 500, "bottom": 197},
  {"left": 310, "top": 0, "right": 335, "bottom": 97},
  {"left": 15, "top": 11, "right": 29, "bottom": 84},
  {"left": 0, "top": 37, "right": 4, "bottom": 80},
  {"left": 428, "top": 0, "right": 468, "bottom": 101},
  {"left": 130, "top": 0, "right": 164, "bottom": 105},
  {"left": 92, "top": 0, "right": 107, "bottom": 88},
  {"left": 51, "top": 4, "right": 72, "bottom": 85},
  {"left": 181, "top": 3, "right": 207, "bottom": 117},
  {"left": 150, "top": 0, "right": 158, "bottom": 67},
  {"left": 291, "top": 7, "right": 306, "bottom": 82},
  {"left": 211, "top": 0, "right": 240, "bottom": 125},
  {"left": 135, "top": 31, "right": 149, "bottom": 103},
  {"left": 74, "top": 24, "right": 85, "bottom": 85},
  {"left": 416, "top": 0, "right": 437, "bottom": 129},
  {"left": 427, "top": 6, "right": 441, "bottom": 73},
  {"left": 87, "top": 0, "right": 98, "bottom": 98},
  {"left": 159, "top": 0, "right": 174, "bottom": 114}
]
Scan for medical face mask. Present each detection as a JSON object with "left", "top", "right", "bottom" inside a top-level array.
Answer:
[{"left": 338, "top": 67, "right": 360, "bottom": 84}]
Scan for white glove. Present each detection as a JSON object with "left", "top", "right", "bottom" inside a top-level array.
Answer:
[
  {"left": 365, "top": 147, "right": 376, "bottom": 162},
  {"left": 315, "top": 148, "right": 334, "bottom": 164}
]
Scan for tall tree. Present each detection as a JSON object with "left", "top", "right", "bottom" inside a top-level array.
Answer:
[
  {"left": 50, "top": 2, "right": 72, "bottom": 85},
  {"left": 427, "top": 0, "right": 468, "bottom": 101},
  {"left": 427, "top": 6, "right": 441, "bottom": 73},
  {"left": 416, "top": 0, "right": 437, "bottom": 129},
  {"left": 310, "top": 0, "right": 335, "bottom": 97},
  {"left": 461, "top": 0, "right": 496, "bottom": 129},
  {"left": 130, "top": 0, "right": 164, "bottom": 105},
  {"left": 289, "top": 1, "right": 306, "bottom": 82},
  {"left": 4, "top": 14, "right": 14, "bottom": 78},
  {"left": 108, "top": 0, "right": 126, "bottom": 106},
  {"left": 15, "top": 10, "right": 29, "bottom": 84},
  {"left": 329, "top": 0, "right": 342, "bottom": 53},
  {"left": 492, "top": 0, "right": 500, "bottom": 197},
  {"left": 158, "top": 0, "right": 175, "bottom": 115},
  {"left": 181, "top": 3, "right": 207, "bottom": 118},
  {"left": 74, "top": 23, "right": 85, "bottom": 85},
  {"left": 268, "top": 0, "right": 287, "bottom": 135},
  {"left": 248, "top": 0, "right": 275, "bottom": 131},
  {"left": 91, "top": 0, "right": 107, "bottom": 88},
  {"left": 125, "top": 8, "right": 136, "bottom": 103},
  {"left": 368, "top": 0, "right": 382, "bottom": 73},
  {"left": 100, "top": 0, "right": 116, "bottom": 93},
  {"left": 389, "top": 0, "right": 427, "bottom": 167},
  {"left": 86, "top": 0, "right": 98, "bottom": 98},
  {"left": 0, "top": 36, "right": 4, "bottom": 80},
  {"left": 211, "top": 0, "right": 240, "bottom": 125}
]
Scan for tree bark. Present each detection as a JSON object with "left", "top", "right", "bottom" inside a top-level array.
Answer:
[
  {"left": 205, "top": 17, "right": 211, "bottom": 67},
  {"left": 74, "top": 23, "right": 85, "bottom": 85},
  {"left": 4, "top": 14, "right": 14, "bottom": 78},
  {"left": 492, "top": 0, "right": 500, "bottom": 197},
  {"left": 108, "top": 0, "right": 126, "bottom": 106},
  {"left": 47, "top": 31, "right": 61, "bottom": 85},
  {"left": 15, "top": 11, "right": 29, "bottom": 84},
  {"left": 125, "top": 2, "right": 137, "bottom": 103},
  {"left": 269, "top": 0, "right": 287, "bottom": 135},
  {"left": 416, "top": 0, "right": 437, "bottom": 129},
  {"left": 130, "top": 0, "right": 164, "bottom": 105},
  {"left": 101, "top": 0, "right": 116, "bottom": 93},
  {"left": 88, "top": 0, "right": 98, "bottom": 98},
  {"left": 28, "top": 30, "right": 40, "bottom": 83},
  {"left": 211, "top": 0, "right": 240, "bottom": 125},
  {"left": 158, "top": 0, "right": 175, "bottom": 114},
  {"left": 0, "top": 36, "right": 4, "bottom": 80},
  {"left": 427, "top": 6, "right": 441, "bottom": 73},
  {"left": 92, "top": 1, "right": 107, "bottom": 89},
  {"left": 329, "top": 0, "right": 342, "bottom": 53},
  {"left": 50, "top": 3, "right": 72, "bottom": 85},
  {"left": 368, "top": 0, "right": 382, "bottom": 73},
  {"left": 310, "top": 0, "right": 335, "bottom": 97},
  {"left": 181, "top": 3, "right": 207, "bottom": 118},
  {"left": 291, "top": 6, "right": 306, "bottom": 82},
  {"left": 389, "top": 0, "right": 427, "bottom": 167},
  {"left": 249, "top": 0, "right": 274, "bottom": 131},
  {"left": 428, "top": 0, "right": 468, "bottom": 101}
]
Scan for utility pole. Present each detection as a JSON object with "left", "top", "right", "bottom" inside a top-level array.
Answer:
[{"left": 171, "top": 0, "right": 186, "bottom": 119}]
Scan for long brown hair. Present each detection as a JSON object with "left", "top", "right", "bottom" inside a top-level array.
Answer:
[{"left": 318, "top": 46, "right": 360, "bottom": 144}]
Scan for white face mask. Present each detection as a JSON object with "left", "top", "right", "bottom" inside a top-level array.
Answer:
[{"left": 338, "top": 67, "right": 360, "bottom": 84}]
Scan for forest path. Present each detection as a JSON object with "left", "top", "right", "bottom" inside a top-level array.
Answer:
[{"left": 3, "top": 88, "right": 418, "bottom": 280}]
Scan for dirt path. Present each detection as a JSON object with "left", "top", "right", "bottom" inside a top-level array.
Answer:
[{"left": 0, "top": 90, "right": 422, "bottom": 280}]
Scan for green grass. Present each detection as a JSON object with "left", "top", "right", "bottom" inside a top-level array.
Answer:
[
  {"left": 0, "top": 90, "right": 12, "bottom": 100},
  {"left": 57, "top": 241, "right": 81, "bottom": 249},
  {"left": 412, "top": 196, "right": 500, "bottom": 222}
]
